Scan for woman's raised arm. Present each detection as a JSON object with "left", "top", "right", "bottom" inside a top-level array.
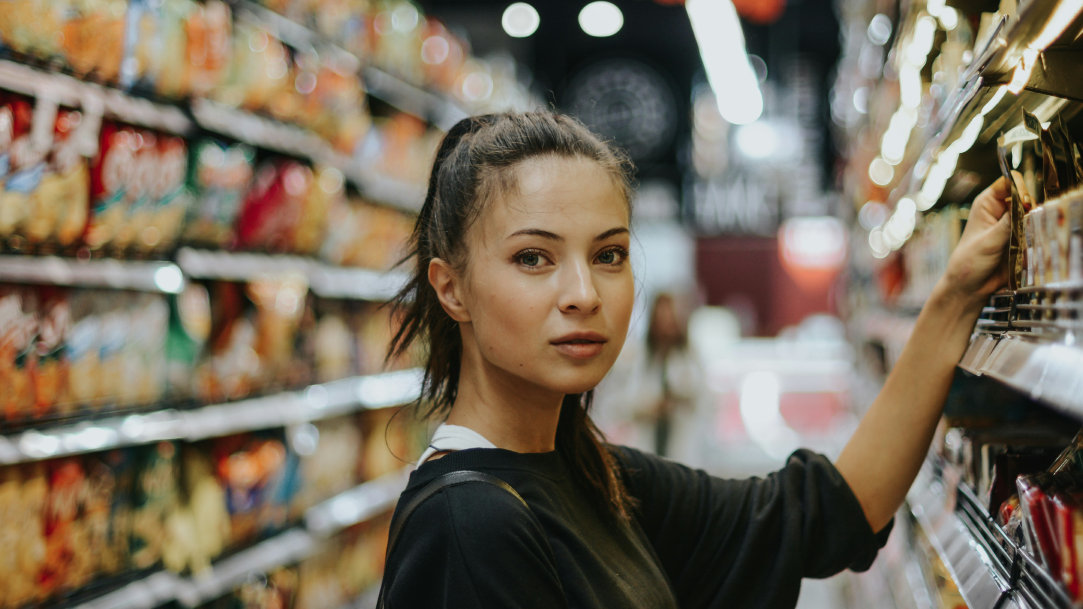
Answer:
[{"left": 835, "top": 177, "right": 1013, "bottom": 532}]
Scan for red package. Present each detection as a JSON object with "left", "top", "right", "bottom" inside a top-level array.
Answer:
[
  {"left": 1053, "top": 491, "right": 1082, "bottom": 599},
  {"left": 0, "top": 94, "right": 45, "bottom": 249},
  {"left": 1018, "top": 474, "right": 1061, "bottom": 575},
  {"left": 234, "top": 159, "right": 311, "bottom": 253},
  {"left": 86, "top": 122, "right": 141, "bottom": 252},
  {"left": 40, "top": 458, "right": 87, "bottom": 598}
]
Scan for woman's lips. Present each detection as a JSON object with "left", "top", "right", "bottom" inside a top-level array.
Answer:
[{"left": 551, "top": 334, "right": 607, "bottom": 359}]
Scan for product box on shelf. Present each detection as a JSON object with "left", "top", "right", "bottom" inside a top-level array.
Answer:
[
  {"left": 182, "top": 137, "right": 256, "bottom": 249},
  {"left": 188, "top": 276, "right": 313, "bottom": 403},
  {"left": 0, "top": 284, "right": 38, "bottom": 426},
  {"left": 320, "top": 194, "right": 414, "bottom": 271},
  {"left": 211, "top": 431, "right": 296, "bottom": 547},
  {"left": 130, "top": 440, "right": 180, "bottom": 570}
]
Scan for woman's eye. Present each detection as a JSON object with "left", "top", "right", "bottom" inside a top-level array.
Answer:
[
  {"left": 596, "top": 247, "right": 628, "bottom": 265},
  {"left": 516, "top": 250, "right": 543, "bottom": 267}
]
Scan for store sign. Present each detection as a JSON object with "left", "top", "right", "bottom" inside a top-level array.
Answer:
[{"left": 689, "top": 174, "right": 779, "bottom": 236}]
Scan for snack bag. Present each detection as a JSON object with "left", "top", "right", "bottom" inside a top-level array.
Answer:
[
  {"left": 0, "top": 1, "right": 65, "bottom": 59},
  {"left": 11, "top": 463, "right": 48, "bottom": 607},
  {"left": 184, "top": 0, "right": 232, "bottom": 97},
  {"left": 0, "top": 286, "right": 38, "bottom": 425},
  {"left": 194, "top": 281, "right": 260, "bottom": 402},
  {"left": 66, "top": 290, "right": 102, "bottom": 411},
  {"left": 124, "top": 294, "right": 170, "bottom": 407},
  {"left": 97, "top": 293, "right": 129, "bottom": 409},
  {"left": 140, "top": 134, "right": 192, "bottom": 255},
  {"left": 0, "top": 94, "right": 45, "bottom": 248},
  {"left": 33, "top": 288, "right": 72, "bottom": 419},
  {"left": 59, "top": 0, "right": 126, "bottom": 83},
  {"left": 213, "top": 434, "right": 289, "bottom": 545},
  {"left": 86, "top": 123, "right": 140, "bottom": 252},
  {"left": 40, "top": 458, "right": 86, "bottom": 598},
  {"left": 165, "top": 282, "right": 211, "bottom": 401},
  {"left": 292, "top": 165, "right": 341, "bottom": 255},
  {"left": 162, "top": 443, "right": 228, "bottom": 574},
  {"left": 247, "top": 275, "right": 309, "bottom": 390},
  {"left": 182, "top": 138, "right": 254, "bottom": 249},
  {"left": 85, "top": 449, "right": 135, "bottom": 576},
  {"left": 29, "top": 108, "right": 92, "bottom": 251},
  {"left": 130, "top": 441, "right": 179, "bottom": 569},
  {"left": 234, "top": 159, "right": 311, "bottom": 253}
]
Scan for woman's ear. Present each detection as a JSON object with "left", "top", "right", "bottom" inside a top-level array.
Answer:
[{"left": 428, "top": 258, "right": 471, "bottom": 322}]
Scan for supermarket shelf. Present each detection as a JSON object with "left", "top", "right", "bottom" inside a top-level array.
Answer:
[
  {"left": 908, "top": 460, "right": 1077, "bottom": 609},
  {"left": 907, "top": 463, "right": 1013, "bottom": 609},
  {"left": 190, "top": 98, "right": 330, "bottom": 162},
  {"left": 174, "top": 528, "right": 316, "bottom": 607},
  {"left": 363, "top": 66, "right": 468, "bottom": 131},
  {"left": 306, "top": 467, "right": 409, "bottom": 537},
  {"left": 175, "top": 248, "right": 410, "bottom": 300},
  {"left": 0, "top": 368, "right": 422, "bottom": 464},
  {"left": 231, "top": 0, "right": 361, "bottom": 73},
  {"left": 0, "top": 255, "right": 186, "bottom": 293},
  {"left": 959, "top": 332, "right": 1083, "bottom": 419},
  {"left": 71, "top": 570, "right": 185, "bottom": 609},
  {"left": 71, "top": 468, "right": 406, "bottom": 609},
  {"left": 0, "top": 59, "right": 193, "bottom": 135}
]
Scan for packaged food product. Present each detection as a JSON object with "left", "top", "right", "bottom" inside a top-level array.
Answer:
[
  {"left": 165, "top": 282, "right": 211, "bottom": 401},
  {"left": 320, "top": 195, "right": 414, "bottom": 270},
  {"left": 13, "top": 463, "right": 48, "bottom": 607},
  {"left": 1070, "top": 193, "right": 1083, "bottom": 282},
  {"left": 1017, "top": 473, "right": 1061, "bottom": 574},
  {"left": 247, "top": 275, "right": 310, "bottom": 391},
  {"left": 211, "top": 21, "right": 291, "bottom": 113},
  {"left": 97, "top": 292, "right": 129, "bottom": 409},
  {"left": 235, "top": 159, "right": 312, "bottom": 253},
  {"left": 0, "top": 466, "right": 23, "bottom": 609},
  {"left": 122, "top": 293, "right": 169, "bottom": 407},
  {"left": 66, "top": 290, "right": 102, "bottom": 410},
  {"left": 183, "top": 138, "right": 255, "bottom": 249},
  {"left": 194, "top": 281, "right": 260, "bottom": 402},
  {"left": 185, "top": 0, "right": 233, "bottom": 97},
  {"left": 0, "top": 285, "right": 38, "bottom": 424},
  {"left": 292, "top": 166, "right": 342, "bottom": 256},
  {"left": 40, "top": 457, "right": 87, "bottom": 597},
  {"left": 136, "top": 134, "right": 192, "bottom": 255},
  {"left": 84, "top": 448, "right": 136, "bottom": 577},
  {"left": 213, "top": 433, "right": 290, "bottom": 545},
  {"left": 291, "top": 416, "right": 363, "bottom": 515},
  {"left": 33, "top": 287, "right": 72, "bottom": 419},
  {"left": 0, "top": 1, "right": 64, "bottom": 60},
  {"left": 313, "top": 300, "right": 355, "bottom": 383},
  {"left": 0, "top": 94, "right": 45, "bottom": 249},
  {"left": 130, "top": 441, "right": 180, "bottom": 569},
  {"left": 162, "top": 443, "right": 229, "bottom": 574},
  {"left": 59, "top": 0, "right": 127, "bottom": 84},
  {"left": 86, "top": 122, "right": 140, "bottom": 252},
  {"left": 34, "top": 108, "right": 92, "bottom": 251}
]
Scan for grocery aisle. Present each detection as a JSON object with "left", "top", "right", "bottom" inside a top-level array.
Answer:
[{"left": 1, "top": 1, "right": 1082, "bottom": 608}]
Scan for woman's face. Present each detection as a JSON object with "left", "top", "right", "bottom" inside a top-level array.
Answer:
[{"left": 457, "top": 154, "right": 634, "bottom": 397}]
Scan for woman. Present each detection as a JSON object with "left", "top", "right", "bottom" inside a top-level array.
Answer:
[{"left": 379, "top": 111, "right": 1010, "bottom": 608}]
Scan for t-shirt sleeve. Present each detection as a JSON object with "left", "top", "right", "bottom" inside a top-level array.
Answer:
[
  {"left": 380, "top": 482, "right": 568, "bottom": 609},
  {"left": 615, "top": 446, "right": 892, "bottom": 609}
]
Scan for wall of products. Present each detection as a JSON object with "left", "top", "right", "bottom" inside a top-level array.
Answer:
[
  {"left": 838, "top": 1, "right": 1083, "bottom": 607},
  {"left": 0, "top": 0, "right": 536, "bottom": 606}
]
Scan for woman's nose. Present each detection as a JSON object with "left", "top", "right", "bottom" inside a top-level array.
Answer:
[{"left": 558, "top": 262, "right": 602, "bottom": 313}]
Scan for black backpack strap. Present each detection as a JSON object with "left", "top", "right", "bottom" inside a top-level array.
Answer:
[{"left": 377, "top": 470, "right": 530, "bottom": 609}]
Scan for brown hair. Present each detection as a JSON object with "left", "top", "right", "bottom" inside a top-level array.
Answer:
[{"left": 387, "top": 111, "right": 636, "bottom": 519}]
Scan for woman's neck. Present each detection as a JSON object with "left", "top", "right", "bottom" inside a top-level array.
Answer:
[{"left": 446, "top": 372, "right": 563, "bottom": 453}]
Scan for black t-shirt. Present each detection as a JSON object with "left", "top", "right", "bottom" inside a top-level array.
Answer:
[{"left": 379, "top": 446, "right": 891, "bottom": 609}]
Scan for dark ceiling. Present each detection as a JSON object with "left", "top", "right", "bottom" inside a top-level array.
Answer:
[{"left": 416, "top": 0, "right": 841, "bottom": 188}]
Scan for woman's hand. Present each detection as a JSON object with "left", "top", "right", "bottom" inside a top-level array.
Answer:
[{"left": 939, "top": 176, "right": 1013, "bottom": 304}]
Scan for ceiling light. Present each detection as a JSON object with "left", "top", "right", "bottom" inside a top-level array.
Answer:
[
  {"left": 502, "top": 3, "right": 540, "bottom": 38},
  {"left": 686, "top": 0, "right": 763, "bottom": 125},
  {"left": 579, "top": 2, "right": 623, "bottom": 38}
]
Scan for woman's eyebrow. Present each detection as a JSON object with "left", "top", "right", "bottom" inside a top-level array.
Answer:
[
  {"left": 508, "top": 228, "right": 562, "bottom": 241},
  {"left": 506, "top": 227, "right": 628, "bottom": 241},
  {"left": 595, "top": 227, "right": 630, "bottom": 241}
]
